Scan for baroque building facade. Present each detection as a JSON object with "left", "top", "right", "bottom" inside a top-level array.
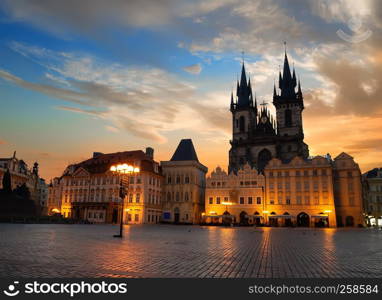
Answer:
[
  {"left": 56, "top": 148, "right": 163, "bottom": 224},
  {"left": 204, "top": 164, "right": 265, "bottom": 225},
  {"left": 47, "top": 177, "right": 62, "bottom": 215},
  {"left": 161, "top": 139, "right": 207, "bottom": 224}
]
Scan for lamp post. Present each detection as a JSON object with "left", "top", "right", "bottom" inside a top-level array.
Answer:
[
  {"left": 110, "top": 163, "right": 140, "bottom": 238},
  {"left": 221, "top": 201, "right": 233, "bottom": 225},
  {"left": 263, "top": 211, "right": 269, "bottom": 226},
  {"left": 324, "top": 210, "right": 332, "bottom": 228},
  {"left": 221, "top": 201, "right": 233, "bottom": 214}
]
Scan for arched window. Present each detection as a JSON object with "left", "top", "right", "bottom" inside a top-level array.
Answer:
[
  {"left": 185, "top": 192, "right": 189, "bottom": 201},
  {"left": 239, "top": 116, "right": 245, "bottom": 132},
  {"left": 176, "top": 192, "right": 180, "bottom": 201},
  {"left": 167, "top": 192, "right": 171, "bottom": 202},
  {"left": 285, "top": 109, "right": 292, "bottom": 127}
]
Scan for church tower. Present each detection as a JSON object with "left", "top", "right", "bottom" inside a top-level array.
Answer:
[
  {"left": 229, "top": 63, "right": 258, "bottom": 173},
  {"left": 273, "top": 49, "right": 309, "bottom": 161},
  {"left": 228, "top": 46, "right": 309, "bottom": 174}
]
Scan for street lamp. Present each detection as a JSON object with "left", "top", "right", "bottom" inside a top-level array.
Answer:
[
  {"left": 324, "top": 210, "right": 332, "bottom": 228},
  {"left": 263, "top": 210, "right": 269, "bottom": 226},
  {"left": 221, "top": 201, "right": 232, "bottom": 213},
  {"left": 110, "top": 163, "right": 140, "bottom": 238},
  {"left": 221, "top": 201, "right": 233, "bottom": 225}
]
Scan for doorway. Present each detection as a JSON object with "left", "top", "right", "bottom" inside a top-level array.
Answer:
[{"left": 297, "top": 212, "right": 310, "bottom": 227}]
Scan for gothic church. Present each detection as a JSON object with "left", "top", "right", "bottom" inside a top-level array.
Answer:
[{"left": 229, "top": 50, "right": 309, "bottom": 173}]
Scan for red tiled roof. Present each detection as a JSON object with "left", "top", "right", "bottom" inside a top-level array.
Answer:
[{"left": 65, "top": 150, "right": 160, "bottom": 175}]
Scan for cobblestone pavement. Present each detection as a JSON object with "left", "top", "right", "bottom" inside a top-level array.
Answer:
[{"left": 0, "top": 224, "right": 381, "bottom": 278}]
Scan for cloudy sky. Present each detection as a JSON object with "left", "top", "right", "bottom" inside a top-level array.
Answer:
[{"left": 0, "top": 0, "right": 381, "bottom": 180}]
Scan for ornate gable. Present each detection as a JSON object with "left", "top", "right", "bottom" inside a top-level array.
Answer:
[
  {"left": 334, "top": 152, "right": 354, "bottom": 161},
  {"left": 73, "top": 167, "right": 90, "bottom": 178}
]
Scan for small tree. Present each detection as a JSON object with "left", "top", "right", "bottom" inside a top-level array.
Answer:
[{"left": 2, "top": 169, "right": 12, "bottom": 194}]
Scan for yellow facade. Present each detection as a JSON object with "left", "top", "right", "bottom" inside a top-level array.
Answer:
[
  {"left": 205, "top": 153, "right": 364, "bottom": 228},
  {"left": 204, "top": 165, "right": 266, "bottom": 225},
  {"left": 264, "top": 156, "right": 337, "bottom": 227}
]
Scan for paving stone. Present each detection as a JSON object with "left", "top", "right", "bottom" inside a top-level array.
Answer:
[{"left": 0, "top": 224, "right": 381, "bottom": 278}]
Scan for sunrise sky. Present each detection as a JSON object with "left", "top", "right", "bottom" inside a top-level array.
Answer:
[{"left": 0, "top": 0, "right": 382, "bottom": 181}]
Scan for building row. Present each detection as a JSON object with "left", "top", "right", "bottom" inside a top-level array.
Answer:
[
  {"left": 44, "top": 138, "right": 369, "bottom": 228},
  {"left": 5, "top": 49, "right": 380, "bottom": 227}
]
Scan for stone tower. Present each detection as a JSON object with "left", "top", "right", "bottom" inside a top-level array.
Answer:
[{"left": 229, "top": 48, "right": 309, "bottom": 174}]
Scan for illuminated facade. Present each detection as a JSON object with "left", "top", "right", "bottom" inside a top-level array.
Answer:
[
  {"left": 161, "top": 139, "right": 207, "bottom": 224},
  {"left": 48, "top": 177, "right": 62, "bottom": 215},
  {"left": 264, "top": 156, "right": 336, "bottom": 227},
  {"left": 332, "top": 153, "right": 364, "bottom": 227},
  {"left": 205, "top": 153, "right": 363, "bottom": 227},
  {"left": 204, "top": 164, "right": 265, "bottom": 225},
  {"left": 57, "top": 148, "right": 163, "bottom": 224}
]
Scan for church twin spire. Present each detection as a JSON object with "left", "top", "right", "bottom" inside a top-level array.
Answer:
[
  {"left": 232, "top": 62, "right": 256, "bottom": 110},
  {"left": 274, "top": 47, "right": 303, "bottom": 103},
  {"left": 231, "top": 45, "right": 304, "bottom": 135}
]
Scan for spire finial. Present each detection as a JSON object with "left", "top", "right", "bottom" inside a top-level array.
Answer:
[{"left": 284, "top": 41, "right": 287, "bottom": 55}]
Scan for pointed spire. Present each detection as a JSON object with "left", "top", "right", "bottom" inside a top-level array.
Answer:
[
  {"left": 279, "top": 42, "right": 297, "bottom": 98},
  {"left": 297, "top": 79, "right": 303, "bottom": 99},
  {"left": 236, "top": 80, "right": 239, "bottom": 97},
  {"left": 292, "top": 64, "right": 297, "bottom": 88},
  {"left": 240, "top": 62, "right": 247, "bottom": 88},
  {"left": 283, "top": 50, "right": 292, "bottom": 83},
  {"left": 236, "top": 60, "right": 251, "bottom": 108},
  {"left": 273, "top": 81, "right": 277, "bottom": 97},
  {"left": 254, "top": 92, "right": 257, "bottom": 110},
  {"left": 230, "top": 91, "right": 235, "bottom": 111},
  {"left": 278, "top": 68, "right": 282, "bottom": 89}
]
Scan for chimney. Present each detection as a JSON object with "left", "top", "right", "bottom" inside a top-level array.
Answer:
[
  {"left": 145, "top": 147, "right": 154, "bottom": 159},
  {"left": 93, "top": 152, "right": 103, "bottom": 158}
]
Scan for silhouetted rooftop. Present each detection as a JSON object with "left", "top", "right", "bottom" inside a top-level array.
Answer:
[{"left": 170, "top": 139, "right": 199, "bottom": 162}]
